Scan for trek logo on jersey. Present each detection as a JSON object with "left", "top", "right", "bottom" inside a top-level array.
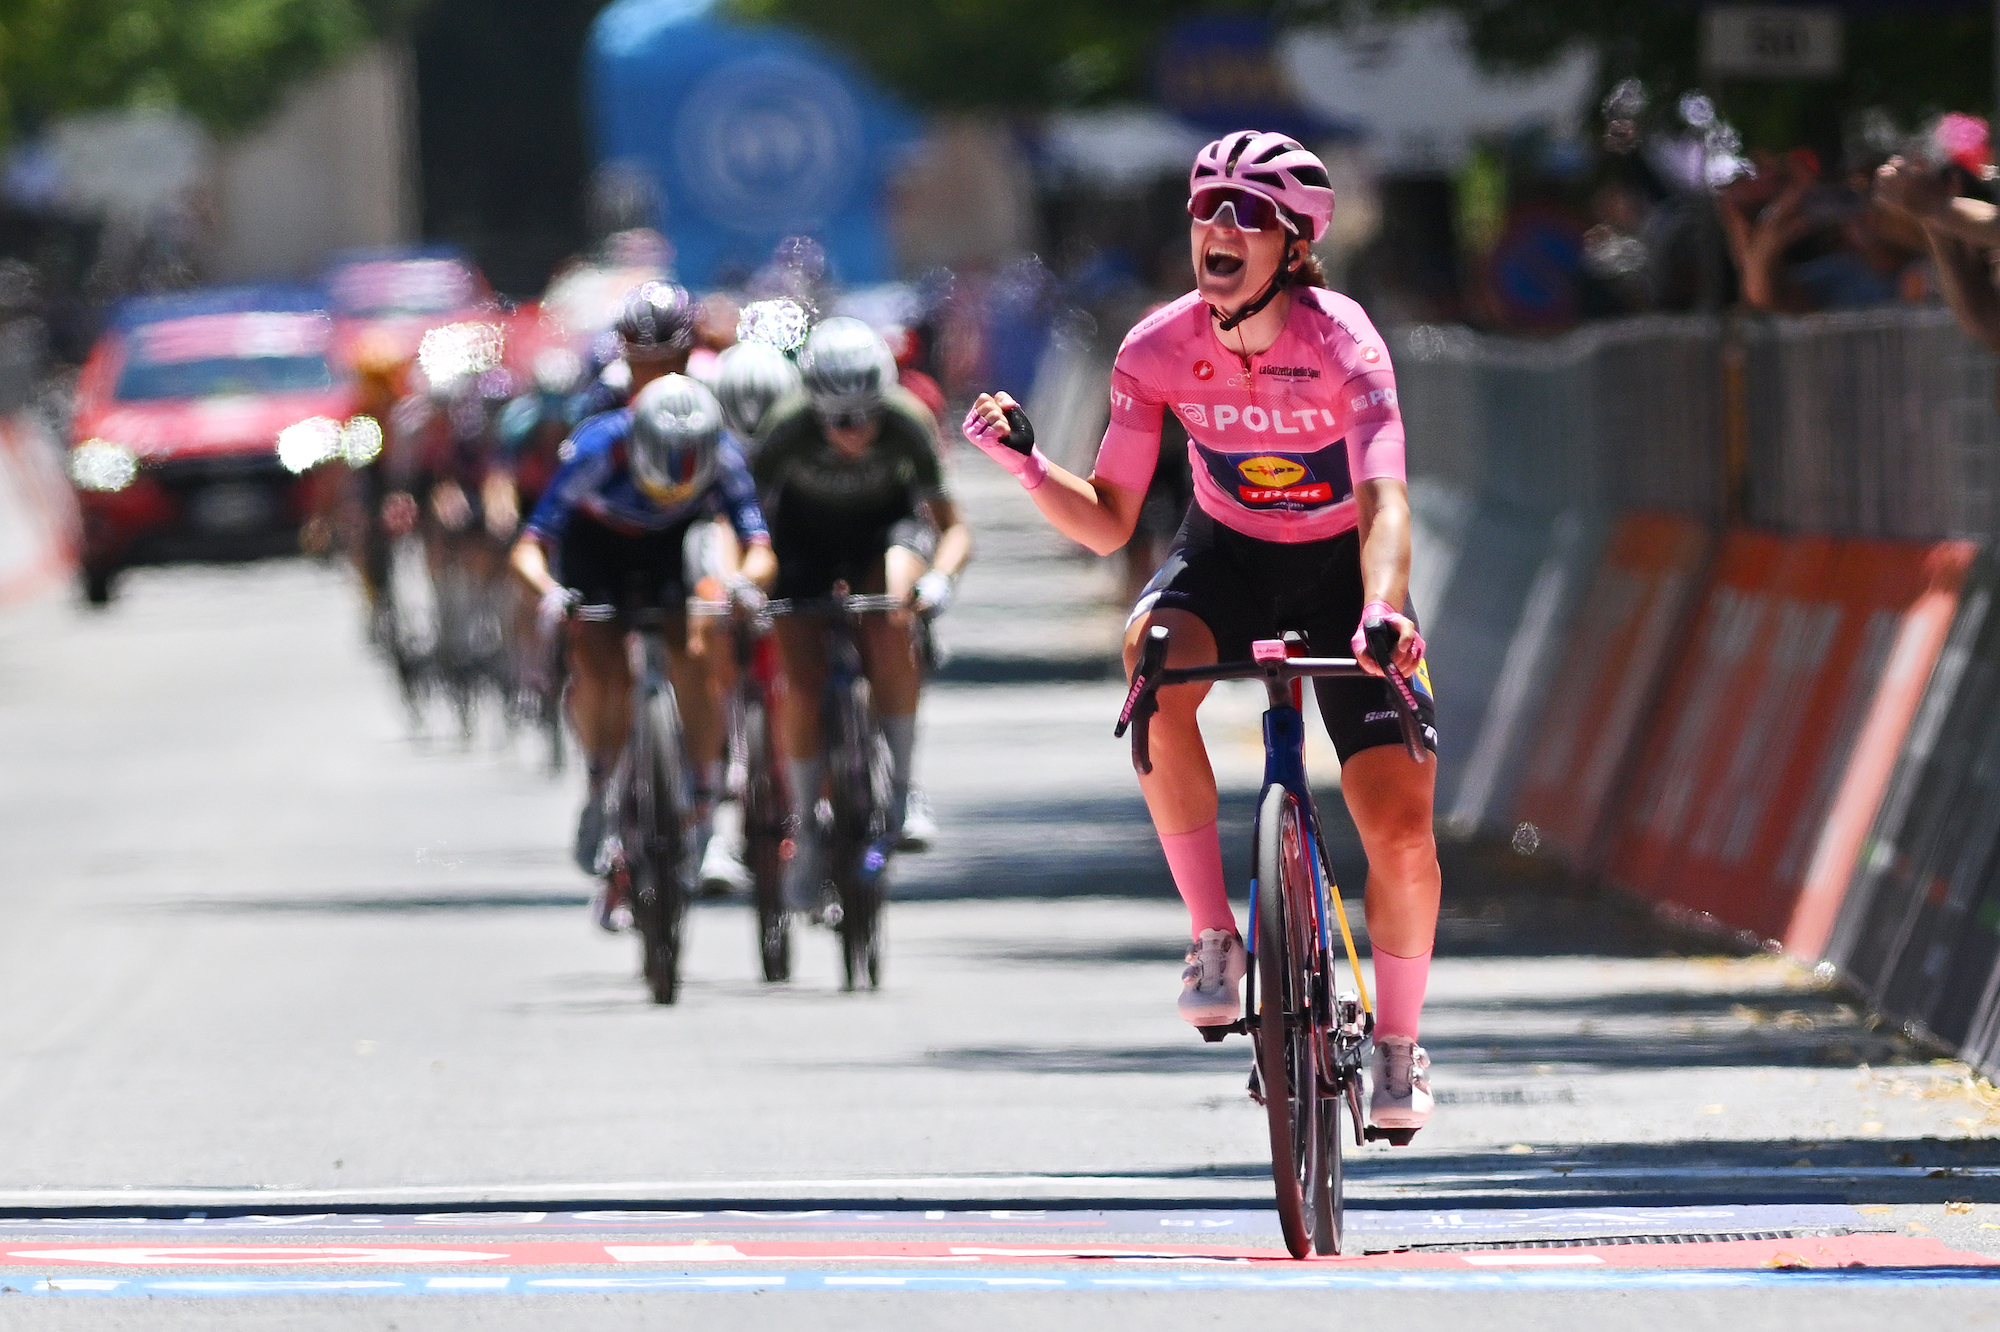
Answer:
[
  {"left": 1349, "top": 387, "right": 1398, "bottom": 412},
  {"left": 1193, "top": 360, "right": 1215, "bottom": 380}
]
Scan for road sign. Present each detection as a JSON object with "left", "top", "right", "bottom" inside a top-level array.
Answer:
[{"left": 1702, "top": 6, "right": 1843, "bottom": 79}]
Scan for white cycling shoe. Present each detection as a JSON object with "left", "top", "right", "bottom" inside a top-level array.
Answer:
[
  {"left": 1369, "top": 1035, "right": 1434, "bottom": 1130},
  {"left": 698, "top": 833, "right": 751, "bottom": 897},
  {"left": 1179, "top": 928, "right": 1247, "bottom": 1026}
]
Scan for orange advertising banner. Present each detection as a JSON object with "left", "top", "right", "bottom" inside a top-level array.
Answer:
[
  {"left": 1511, "top": 513, "right": 1713, "bottom": 873},
  {"left": 1601, "top": 531, "right": 1974, "bottom": 949}
]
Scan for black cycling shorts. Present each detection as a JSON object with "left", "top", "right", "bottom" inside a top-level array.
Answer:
[
  {"left": 554, "top": 512, "right": 696, "bottom": 627},
  {"left": 771, "top": 511, "right": 938, "bottom": 600},
  {"left": 1131, "top": 506, "right": 1439, "bottom": 764}
]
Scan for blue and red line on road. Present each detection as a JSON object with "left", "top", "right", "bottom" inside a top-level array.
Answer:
[{"left": 1, "top": 1225, "right": 1997, "bottom": 1295}]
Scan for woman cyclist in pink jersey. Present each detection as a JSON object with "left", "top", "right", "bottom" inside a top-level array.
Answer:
[{"left": 963, "top": 131, "right": 1441, "bottom": 1132}]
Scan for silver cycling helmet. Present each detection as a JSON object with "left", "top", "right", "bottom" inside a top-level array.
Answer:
[
  {"left": 713, "top": 340, "right": 802, "bottom": 443},
  {"left": 628, "top": 374, "right": 721, "bottom": 506},
  {"left": 799, "top": 316, "right": 895, "bottom": 420}
]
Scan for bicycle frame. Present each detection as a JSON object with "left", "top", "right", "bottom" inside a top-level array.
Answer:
[{"left": 766, "top": 589, "right": 906, "bottom": 990}]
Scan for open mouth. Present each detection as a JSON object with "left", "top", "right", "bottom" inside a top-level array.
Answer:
[{"left": 1203, "top": 249, "right": 1244, "bottom": 278}]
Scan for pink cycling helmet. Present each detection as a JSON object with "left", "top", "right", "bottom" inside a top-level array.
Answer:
[{"left": 1190, "top": 131, "right": 1336, "bottom": 243}]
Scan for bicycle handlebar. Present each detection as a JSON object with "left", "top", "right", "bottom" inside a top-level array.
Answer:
[
  {"left": 1115, "top": 625, "right": 1428, "bottom": 774},
  {"left": 766, "top": 593, "right": 907, "bottom": 617}
]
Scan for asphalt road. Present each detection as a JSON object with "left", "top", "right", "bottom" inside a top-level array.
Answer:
[{"left": 5, "top": 468, "right": 2000, "bottom": 1327}]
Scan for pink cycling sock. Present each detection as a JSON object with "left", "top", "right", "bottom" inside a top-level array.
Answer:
[
  {"left": 1372, "top": 946, "right": 1432, "bottom": 1041},
  {"left": 1160, "top": 822, "right": 1237, "bottom": 939}
]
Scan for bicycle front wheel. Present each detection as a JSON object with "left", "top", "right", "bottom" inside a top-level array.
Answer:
[
  {"left": 633, "top": 681, "right": 694, "bottom": 1004},
  {"left": 827, "top": 679, "right": 888, "bottom": 991},
  {"left": 1254, "top": 782, "right": 1328, "bottom": 1259},
  {"left": 740, "top": 689, "right": 791, "bottom": 982}
]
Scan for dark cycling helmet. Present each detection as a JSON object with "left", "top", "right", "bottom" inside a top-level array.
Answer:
[
  {"left": 713, "top": 340, "right": 802, "bottom": 442},
  {"left": 628, "top": 374, "right": 721, "bottom": 506},
  {"left": 615, "top": 281, "right": 698, "bottom": 358},
  {"left": 799, "top": 316, "right": 893, "bottom": 417}
]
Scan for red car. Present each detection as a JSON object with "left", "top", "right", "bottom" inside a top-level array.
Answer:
[{"left": 67, "top": 286, "right": 360, "bottom": 603}]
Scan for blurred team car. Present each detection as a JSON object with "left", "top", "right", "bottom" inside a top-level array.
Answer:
[
  {"left": 66, "top": 285, "right": 363, "bottom": 604},
  {"left": 324, "top": 246, "right": 496, "bottom": 370}
]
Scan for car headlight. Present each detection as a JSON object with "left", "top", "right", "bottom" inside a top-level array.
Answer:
[
  {"left": 69, "top": 439, "right": 139, "bottom": 492},
  {"left": 276, "top": 417, "right": 343, "bottom": 474}
]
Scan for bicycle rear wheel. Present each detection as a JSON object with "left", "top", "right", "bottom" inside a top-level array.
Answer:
[
  {"left": 1254, "top": 782, "right": 1328, "bottom": 1259},
  {"left": 740, "top": 689, "right": 791, "bottom": 982}
]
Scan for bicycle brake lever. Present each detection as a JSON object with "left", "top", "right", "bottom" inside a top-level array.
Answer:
[
  {"left": 1365, "top": 621, "right": 1429, "bottom": 765},
  {"left": 1115, "top": 625, "right": 1171, "bottom": 737}
]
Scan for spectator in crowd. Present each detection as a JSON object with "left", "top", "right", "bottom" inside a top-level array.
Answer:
[
  {"left": 1721, "top": 148, "right": 1927, "bottom": 313},
  {"left": 1875, "top": 116, "right": 2000, "bottom": 358}
]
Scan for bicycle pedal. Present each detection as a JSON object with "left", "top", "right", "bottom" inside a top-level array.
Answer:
[{"left": 1246, "top": 1066, "right": 1265, "bottom": 1106}]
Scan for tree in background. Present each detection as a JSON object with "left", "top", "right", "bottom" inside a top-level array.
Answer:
[
  {"left": 0, "top": 0, "right": 422, "bottom": 139},
  {"left": 1332, "top": 0, "right": 1993, "bottom": 160},
  {"left": 723, "top": 0, "right": 1274, "bottom": 108}
]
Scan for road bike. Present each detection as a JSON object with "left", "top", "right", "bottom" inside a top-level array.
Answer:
[
  {"left": 767, "top": 590, "right": 905, "bottom": 992},
  {"left": 586, "top": 603, "right": 698, "bottom": 1005},
  {"left": 1117, "top": 622, "right": 1428, "bottom": 1258},
  {"left": 691, "top": 593, "right": 794, "bottom": 982}
]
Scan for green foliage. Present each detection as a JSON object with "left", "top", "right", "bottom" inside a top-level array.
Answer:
[
  {"left": 0, "top": 0, "right": 426, "bottom": 137},
  {"left": 1369, "top": 0, "right": 1993, "bottom": 158},
  {"left": 723, "top": 0, "right": 1272, "bottom": 109}
]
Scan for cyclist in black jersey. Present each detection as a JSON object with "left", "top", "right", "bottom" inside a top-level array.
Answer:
[{"left": 753, "top": 318, "right": 972, "bottom": 899}]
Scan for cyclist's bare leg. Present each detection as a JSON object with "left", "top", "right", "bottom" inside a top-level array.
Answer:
[
  {"left": 1121, "top": 608, "right": 1236, "bottom": 938},
  {"left": 567, "top": 621, "right": 633, "bottom": 776},
  {"left": 662, "top": 620, "right": 726, "bottom": 793},
  {"left": 865, "top": 552, "right": 927, "bottom": 832},
  {"left": 1340, "top": 744, "right": 1440, "bottom": 1039}
]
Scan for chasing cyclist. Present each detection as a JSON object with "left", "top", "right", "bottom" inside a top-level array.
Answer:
[
  {"left": 754, "top": 317, "right": 971, "bottom": 907},
  {"left": 962, "top": 132, "right": 1441, "bottom": 1133},
  {"left": 509, "top": 375, "right": 775, "bottom": 920}
]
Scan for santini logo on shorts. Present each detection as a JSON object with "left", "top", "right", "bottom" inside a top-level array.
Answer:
[
  {"left": 1235, "top": 454, "right": 1331, "bottom": 504},
  {"left": 1176, "top": 403, "right": 1341, "bottom": 435}
]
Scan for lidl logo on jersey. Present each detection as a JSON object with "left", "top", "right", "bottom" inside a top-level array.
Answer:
[{"left": 1235, "top": 454, "right": 1331, "bottom": 504}]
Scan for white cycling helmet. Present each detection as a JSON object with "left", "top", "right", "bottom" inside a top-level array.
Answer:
[
  {"left": 800, "top": 316, "right": 894, "bottom": 419},
  {"left": 628, "top": 374, "right": 721, "bottom": 507},
  {"left": 713, "top": 340, "right": 802, "bottom": 443}
]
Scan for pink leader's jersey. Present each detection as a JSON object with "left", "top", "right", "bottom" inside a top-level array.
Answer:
[{"left": 1092, "top": 287, "right": 1405, "bottom": 544}]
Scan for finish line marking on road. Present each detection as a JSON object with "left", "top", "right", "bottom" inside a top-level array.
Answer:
[
  {"left": 6, "top": 1265, "right": 2000, "bottom": 1296},
  {"left": 0, "top": 1233, "right": 1990, "bottom": 1274},
  {"left": 0, "top": 1204, "right": 1866, "bottom": 1238}
]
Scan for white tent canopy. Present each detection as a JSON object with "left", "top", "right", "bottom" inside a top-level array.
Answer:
[{"left": 1281, "top": 16, "right": 1598, "bottom": 174}]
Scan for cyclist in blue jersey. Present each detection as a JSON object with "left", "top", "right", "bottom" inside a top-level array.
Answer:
[{"left": 510, "top": 375, "right": 776, "bottom": 903}]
